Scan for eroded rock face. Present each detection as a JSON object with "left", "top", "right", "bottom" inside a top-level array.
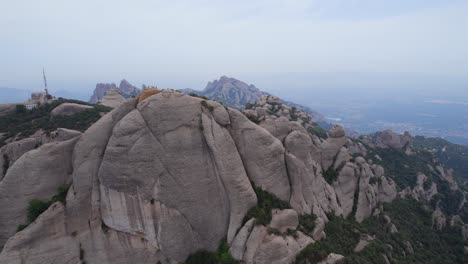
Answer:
[
  {"left": 318, "top": 253, "right": 345, "bottom": 264},
  {"left": 0, "top": 128, "right": 82, "bottom": 181},
  {"left": 90, "top": 82, "right": 118, "bottom": 103},
  {"left": 235, "top": 223, "right": 314, "bottom": 264},
  {"left": 0, "top": 137, "right": 79, "bottom": 248},
  {"left": 100, "top": 89, "right": 126, "bottom": 108},
  {"left": 89, "top": 80, "right": 140, "bottom": 103},
  {"left": 0, "top": 91, "right": 399, "bottom": 263}
]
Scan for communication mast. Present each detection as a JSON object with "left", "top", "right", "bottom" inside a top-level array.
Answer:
[{"left": 43, "top": 68, "right": 49, "bottom": 97}]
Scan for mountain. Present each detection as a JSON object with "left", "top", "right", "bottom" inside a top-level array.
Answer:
[
  {"left": 181, "top": 76, "right": 268, "bottom": 109},
  {"left": 182, "top": 76, "right": 358, "bottom": 137},
  {"left": 0, "top": 90, "right": 466, "bottom": 263},
  {"left": 89, "top": 79, "right": 140, "bottom": 103}
]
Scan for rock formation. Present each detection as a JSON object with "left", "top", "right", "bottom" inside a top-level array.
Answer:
[
  {"left": 0, "top": 91, "right": 400, "bottom": 264},
  {"left": 99, "top": 88, "right": 126, "bottom": 108},
  {"left": 181, "top": 76, "right": 268, "bottom": 109},
  {"left": 89, "top": 79, "right": 140, "bottom": 103},
  {"left": 89, "top": 83, "right": 118, "bottom": 103},
  {"left": 0, "top": 128, "right": 82, "bottom": 181}
]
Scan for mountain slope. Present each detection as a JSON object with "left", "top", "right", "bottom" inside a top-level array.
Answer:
[
  {"left": 0, "top": 91, "right": 466, "bottom": 264},
  {"left": 413, "top": 136, "right": 468, "bottom": 180}
]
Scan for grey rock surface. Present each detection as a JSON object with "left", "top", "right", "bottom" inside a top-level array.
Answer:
[{"left": 50, "top": 102, "right": 93, "bottom": 116}]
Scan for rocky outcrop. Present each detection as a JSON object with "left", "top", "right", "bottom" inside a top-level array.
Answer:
[
  {"left": 181, "top": 76, "right": 268, "bottom": 109},
  {"left": 0, "top": 91, "right": 398, "bottom": 263},
  {"left": 318, "top": 253, "right": 345, "bottom": 264},
  {"left": 50, "top": 102, "right": 93, "bottom": 116},
  {"left": 0, "top": 137, "right": 79, "bottom": 248},
  {"left": 399, "top": 173, "right": 438, "bottom": 202},
  {"left": 354, "top": 234, "right": 375, "bottom": 252},
  {"left": 432, "top": 208, "right": 447, "bottom": 230},
  {"left": 362, "top": 130, "right": 412, "bottom": 150},
  {"left": 99, "top": 88, "right": 126, "bottom": 108},
  {"left": 234, "top": 223, "right": 313, "bottom": 264},
  {"left": 0, "top": 128, "right": 81, "bottom": 181},
  {"left": 89, "top": 82, "right": 118, "bottom": 103},
  {"left": 118, "top": 79, "right": 140, "bottom": 97},
  {"left": 89, "top": 79, "right": 140, "bottom": 103}
]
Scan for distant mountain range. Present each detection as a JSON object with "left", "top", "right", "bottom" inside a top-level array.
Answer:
[{"left": 180, "top": 76, "right": 331, "bottom": 125}]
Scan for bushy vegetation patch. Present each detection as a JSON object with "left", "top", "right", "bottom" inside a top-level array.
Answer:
[
  {"left": 16, "top": 184, "right": 70, "bottom": 232},
  {"left": 323, "top": 167, "right": 338, "bottom": 185},
  {"left": 357, "top": 198, "right": 466, "bottom": 264},
  {"left": 294, "top": 216, "right": 361, "bottom": 264},
  {"left": 307, "top": 125, "right": 328, "bottom": 139},
  {"left": 0, "top": 98, "right": 111, "bottom": 146},
  {"left": 2, "top": 154, "right": 9, "bottom": 176},
  {"left": 243, "top": 185, "right": 291, "bottom": 226},
  {"left": 244, "top": 102, "right": 256, "bottom": 110},
  {"left": 201, "top": 100, "right": 214, "bottom": 112},
  {"left": 185, "top": 241, "right": 239, "bottom": 264},
  {"left": 297, "top": 214, "right": 317, "bottom": 236},
  {"left": 188, "top": 93, "right": 209, "bottom": 100},
  {"left": 289, "top": 107, "right": 298, "bottom": 121},
  {"left": 295, "top": 199, "right": 466, "bottom": 264},
  {"left": 369, "top": 147, "right": 434, "bottom": 189}
]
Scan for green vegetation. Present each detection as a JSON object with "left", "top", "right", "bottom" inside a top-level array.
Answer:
[
  {"left": 0, "top": 98, "right": 112, "bottom": 146},
  {"left": 201, "top": 100, "right": 214, "bottom": 112},
  {"left": 432, "top": 180, "right": 465, "bottom": 216},
  {"left": 15, "top": 104, "right": 26, "bottom": 114},
  {"left": 295, "top": 199, "right": 467, "bottom": 264},
  {"left": 297, "top": 214, "right": 317, "bottom": 236},
  {"left": 295, "top": 216, "right": 361, "bottom": 264},
  {"left": 307, "top": 125, "right": 328, "bottom": 139},
  {"left": 290, "top": 106, "right": 298, "bottom": 121},
  {"left": 2, "top": 154, "right": 9, "bottom": 175},
  {"left": 185, "top": 241, "right": 239, "bottom": 264},
  {"left": 244, "top": 102, "right": 256, "bottom": 110},
  {"left": 366, "top": 144, "right": 465, "bottom": 217},
  {"left": 16, "top": 185, "right": 70, "bottom": 232},
  {"left": 413, "top": 136, "right": 468, "bottom": 180},
  {"left": 265, "top": 101, "right": 281, "bottom": 116},
  {"left": 323, "top": 167, "right": 338, "bottom": 184},
  {"left": 368, "top": 146, "right": 435, "bottom": 189},
  {"left": 243, "top": 185, "right": 290, "bottom": 226},
  {"left": 188, "top": 93, "right": 209, "bottom": 100}
]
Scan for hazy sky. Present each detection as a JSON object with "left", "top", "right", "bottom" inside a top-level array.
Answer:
[{"left": 1, "top": 0, "right": 468, "bottom": 91}]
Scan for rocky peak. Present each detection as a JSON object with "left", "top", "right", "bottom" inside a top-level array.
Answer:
[
  {"left": 89, "top": 83, "right": 118, "bottom": 103},
  {"left": 119, "top": 79, "right": 140, "bottom": 97},
  {"left": 89, "top": 79, "right": 140, "bottom": 103},
  {"left": 181, "top": 76, "right": 268, "bottom": 109},
  {"left": 362, "top": 130, "right": 413, "bottom": 150},
  {"left": 99, "top": 88, "right": 126, "bottom": 108}
]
